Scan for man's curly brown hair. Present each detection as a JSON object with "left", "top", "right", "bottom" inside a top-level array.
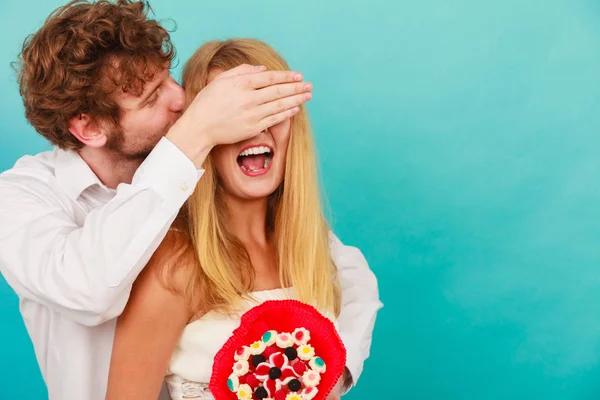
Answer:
[{"left": 13, "top": 0, "right": 176, "bottom": 150}]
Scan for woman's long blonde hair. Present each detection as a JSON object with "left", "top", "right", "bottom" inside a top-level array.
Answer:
[{"left": 170, "top": 38, "right": 340, "bottom": 317}]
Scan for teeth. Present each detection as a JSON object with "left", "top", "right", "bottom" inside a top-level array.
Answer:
[{"left": 239, "top": 146, "right": 272, "bottom": 157}]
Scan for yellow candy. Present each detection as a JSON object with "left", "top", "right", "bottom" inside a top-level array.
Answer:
[
  {"left": 236, "top": 384, "right": 253, "bottom": 400},
  {"left": 297, "top": 344, "right": 315, "bottom": 361}
]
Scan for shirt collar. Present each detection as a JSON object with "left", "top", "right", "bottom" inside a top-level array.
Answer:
[{"left": 55, "top": 147, "right": 109, "bottom": 200}]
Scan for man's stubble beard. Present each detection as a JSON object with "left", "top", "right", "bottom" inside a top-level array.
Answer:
[{"left": 105, "top": 125, "right": 156, "bottom": 162}]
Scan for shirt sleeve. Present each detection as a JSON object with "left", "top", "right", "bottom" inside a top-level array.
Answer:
[
  {"left": 0, "top": 137, "right": 202, "bottom": 326},
  {"left": 329, "top": 232, "right": 383, "bottom": 393}
]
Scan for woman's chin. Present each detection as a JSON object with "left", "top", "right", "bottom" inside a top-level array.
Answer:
[{"left": 234, "top": 186, "right": 279, "bottom": 200}]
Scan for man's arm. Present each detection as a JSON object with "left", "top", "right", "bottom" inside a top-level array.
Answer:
[
  {"left": 0, "top": 66, "right": 312, "bottom": 327},
  {"left": 0, "top": 138, "right": 199, "bottom": 326},
  {"left": 329, "top": 232, "right": 383, "bottom": 393}
]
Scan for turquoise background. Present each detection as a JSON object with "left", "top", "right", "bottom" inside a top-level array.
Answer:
[{"left": 2, "top": 0, "right": 600, "bottom": 398}]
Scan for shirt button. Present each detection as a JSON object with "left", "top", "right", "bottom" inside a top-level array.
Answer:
[{"left": 180, "top": 183, "right": 188, "bottom": 192}]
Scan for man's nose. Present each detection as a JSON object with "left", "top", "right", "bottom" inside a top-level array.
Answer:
[{"left": 168, "top": 79, "right": 185, "bottom": 113}]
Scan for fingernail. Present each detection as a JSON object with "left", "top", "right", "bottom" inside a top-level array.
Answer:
[
  {"left": 255, "top": 65, "right": 266, "bottom": 71},
  {"left": 304, "top": 93, "right": 312, "bottom": 100},
  {"left": 304, "top": 84, "right": 312, "bottom": 91},
  {"left": 294, "top": 74, "right": 303, "bottom": 81}
]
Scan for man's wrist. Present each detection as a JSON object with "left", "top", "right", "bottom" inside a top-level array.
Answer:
[{"left": 165, "top": 120, "right": 214, "bottom": 168}]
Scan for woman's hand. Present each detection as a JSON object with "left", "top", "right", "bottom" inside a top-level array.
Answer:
[{"left": 326, "top": 369, "right": 348, "bottom": 399}]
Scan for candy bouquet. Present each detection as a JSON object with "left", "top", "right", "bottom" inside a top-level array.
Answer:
[{"left": 209, "top": 300, "right": 346, "bottom": 400}]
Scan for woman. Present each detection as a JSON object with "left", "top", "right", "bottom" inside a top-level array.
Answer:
[{"left": 106, "top": 39, "right": 343, "bottom": 400}]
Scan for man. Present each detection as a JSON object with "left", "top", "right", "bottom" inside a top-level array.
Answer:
[{"left": 0, "top": 1, "right": 382, "bottom": 399}]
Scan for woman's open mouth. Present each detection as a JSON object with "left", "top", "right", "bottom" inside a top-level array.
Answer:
[{"left": 236, "top": 145, "right": 274, "bottom": 177}]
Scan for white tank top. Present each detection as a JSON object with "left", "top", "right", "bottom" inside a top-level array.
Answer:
[{"left": 165, "top": 288, "right": 293, "bottom": 400}]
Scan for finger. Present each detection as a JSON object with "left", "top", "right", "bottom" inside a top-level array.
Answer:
[
  {"left": 244, "top": 70, "right": 304, "bottom": 89},
  {"left": 254, "top": 82, "right": 312, "bottom": 105},
  {"left": 214, "top": 64, "right": 266, "bottom": 80},
  {"left": 257, "top": 92, "right": 312, "bottom": 120},
  {"left": 256, "top": 106, "right": 301, "bottom": 133}
]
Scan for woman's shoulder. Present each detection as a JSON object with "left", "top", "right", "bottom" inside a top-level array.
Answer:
[{"left": 143, "top": 228, "right": 198, "bottom": 302}]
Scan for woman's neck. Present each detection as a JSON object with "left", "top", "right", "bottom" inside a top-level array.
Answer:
[{"left": 225, "top": 195, "right": 269, "bottom": 247}]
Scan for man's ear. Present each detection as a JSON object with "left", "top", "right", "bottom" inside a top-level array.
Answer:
[{"left": 68, "top": 113, "right": 107, "bottom": 148}]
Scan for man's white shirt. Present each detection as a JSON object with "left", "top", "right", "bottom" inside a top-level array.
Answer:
[{"left": 0, "top": 137, "right": 382, "bottom": 399}]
